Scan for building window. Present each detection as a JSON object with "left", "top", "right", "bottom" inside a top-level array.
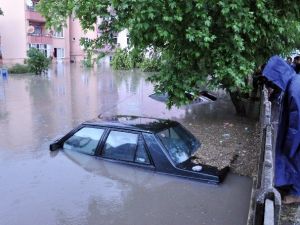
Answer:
[
  {"left": 126, "top": 34, "right": 130, "bottom": 46},
  {"left": 53, "top": 29, "right": 64, "bottom": 38},
  {"left": 109, "top": 33, "right": 118, "bottom": 45},
  {"left": 28, "top": 43, "right": 49, "bottom": 57}
]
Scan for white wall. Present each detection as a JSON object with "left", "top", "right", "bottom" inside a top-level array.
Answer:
[
  {"left": 69, "top": 18, "right": 97, "bottom": 62},
  {"left": 0, "top": 0, "right": 27, "bottom": 65},
  {"left": 117, "top": 29, "right": 128, "bottom": 49}
]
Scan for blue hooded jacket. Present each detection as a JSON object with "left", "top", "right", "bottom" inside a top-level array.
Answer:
[{"left": 263, "top": 56, "right": 300, "bottom": 188}]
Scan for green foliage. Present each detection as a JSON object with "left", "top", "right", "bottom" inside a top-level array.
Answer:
[
  {"left": 82, "top": 58, "right": 93, "bottom": 68},
  {"left": 129, "top": 48, "right": 144, "bottom": 68},
  {"left": 111, "top": 48, "right": 144, "bottom": 70},
  {"left": 27, "top": 48, "right": 50, "bottom": 75},
  {"left": 140, "top": 58, "right": 161, "bottom": 72},
  {"left": 140, "top": 58, "right": 160, "bottom": 72},
  {"left": 80, "top": 38, "right": 106, "bottom": 67},
  {"left": 8, "top": 64, "right": 30, "bottom": 74},
  {"left": 82, "top": 51, "right": 94, "bottom": 68},
  {"left": 140, "top": 48, "right": 162, "bottom": 72},
  {"left": 111, "top": 48, "right": 132, "bottom": 70},
  {"left": 37, "top": 0, "right": 300, "bottom": 108}
]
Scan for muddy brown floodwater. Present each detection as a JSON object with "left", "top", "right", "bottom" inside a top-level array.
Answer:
[{"left": 0, "top": 58, "right": 257, "bottom": 225}]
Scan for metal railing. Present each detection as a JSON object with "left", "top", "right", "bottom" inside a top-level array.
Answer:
[{"left": 27, "top": 33, "right": 51, "bottom": 37}]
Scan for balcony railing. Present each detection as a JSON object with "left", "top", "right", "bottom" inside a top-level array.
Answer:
[
  {"left": 27, "top": 33, "right": 52, "bottom": 44},
  {"left": 26, "top": 7, "right": 45, "bottom": 22}
]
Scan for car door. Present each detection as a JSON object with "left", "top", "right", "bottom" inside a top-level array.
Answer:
[{"left": 99, "top": 129, "right": 154, "bottom": 167}]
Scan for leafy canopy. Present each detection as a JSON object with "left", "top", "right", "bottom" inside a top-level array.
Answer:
[{"left": 37, "top": 0, "right": 300, "bottom": 107}]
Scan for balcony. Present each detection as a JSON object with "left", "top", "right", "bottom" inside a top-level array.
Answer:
[
  {"left": 27, "top": 34, "right": 52, "bottom": 45},
  {"left": 26, "top": 7, "right": 46, "bottom": 22}
]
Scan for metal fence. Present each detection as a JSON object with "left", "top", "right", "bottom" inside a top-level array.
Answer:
[{"left": 252, "top": 87, "right": 281, "bottom": 225}]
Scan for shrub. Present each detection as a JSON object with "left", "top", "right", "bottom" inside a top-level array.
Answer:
[
  {"left": 111, "top": 48, "right": 145, "bottom": 70},
  {"left": 128, "top": 48, "right": 144, "bottom": 68},
  {"left": 111, "top": 48, "right": 132, "bottom": 70},
  {"left": 81, "top": 51, "right": 104, "bottom": 68},
  {"left": 27, "top": 48, "right": 51, "bottom": 75},
  {"left": 82, "top": 54, "right": 94, "bottom": 68},
  {"left": 140, "top": 57, "right": 161, "bottom": 72},
  {"left": 8, "top": 64, "right": 30, "bottom": 74}
]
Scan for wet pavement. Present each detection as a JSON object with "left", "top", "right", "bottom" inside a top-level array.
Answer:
[{"left": 0, "top": 58, "right": 255, "bottom": 225}]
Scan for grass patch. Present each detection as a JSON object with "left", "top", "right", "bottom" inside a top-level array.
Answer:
[{"left": 8, "top": 64, "right": 31, "bottom": 74}]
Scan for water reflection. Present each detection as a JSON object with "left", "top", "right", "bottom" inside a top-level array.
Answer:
[{"left": 54, "top": 149, "right": 252, "bottom": 225}]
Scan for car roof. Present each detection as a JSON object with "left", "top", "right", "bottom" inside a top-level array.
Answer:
[{"left": 83, "top": 115, "right": 178, "bottom": 133}]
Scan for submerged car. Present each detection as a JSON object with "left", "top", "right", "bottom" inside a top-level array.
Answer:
[{"left": 50, "top": 115, "right": 228, "bottom": 184}]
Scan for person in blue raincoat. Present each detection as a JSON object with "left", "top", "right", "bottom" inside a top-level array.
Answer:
[{"left": 263, "top": 56, "right": 300, "bottom": 204}]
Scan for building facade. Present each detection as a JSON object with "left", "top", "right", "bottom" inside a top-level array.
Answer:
[
  {"left": 0, "top": 0, "right": 97, "bottom": 65},
  {"left": 69, "top": 17, "right": 98, "bottom": 63}
]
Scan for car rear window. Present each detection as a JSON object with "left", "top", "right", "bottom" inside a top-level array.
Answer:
[
  {"left": 102, "top": 131, "right": 138, "bottom": 162},
  {"left": 102, "top": 131, "right": 151, "bottom": 164}
]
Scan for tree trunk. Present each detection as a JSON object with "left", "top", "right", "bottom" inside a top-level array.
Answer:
[{"left": 229, "top": 91, "right": 247, "bottom": 116}]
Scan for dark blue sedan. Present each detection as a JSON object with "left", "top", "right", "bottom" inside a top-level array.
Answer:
[{"left": 50, "top": 115, "right": 228, "bottom": 184}]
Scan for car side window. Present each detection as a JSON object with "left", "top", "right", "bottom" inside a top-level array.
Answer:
[
  {"left": 135, "top": 136, "right": 150, "bottom": 164},
  {"left": 63, "top": 127, "right": 104, "bottom": 155},
  {"left": 102, "top": 131, "right": 138, "bottom": 162}
]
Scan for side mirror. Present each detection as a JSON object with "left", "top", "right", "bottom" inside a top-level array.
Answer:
[{"left": 49, "top": 140, "right": 61, "bottom": 151}]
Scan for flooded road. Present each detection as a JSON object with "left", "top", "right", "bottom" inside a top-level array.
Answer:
[{"left": 0, "top": 58, "right": 253, "bottom": 225}]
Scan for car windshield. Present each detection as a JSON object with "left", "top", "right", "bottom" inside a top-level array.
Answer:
[{"left": 156, "top": 124, "right": 200, "bottom": 164}]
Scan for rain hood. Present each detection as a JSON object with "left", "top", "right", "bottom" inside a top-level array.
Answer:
[{"left": 263, "top": 55, "right": 296, "bottom": 92}]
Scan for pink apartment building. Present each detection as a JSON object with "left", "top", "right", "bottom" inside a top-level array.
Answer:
[{"left": 0, "top": 0, "right": 98, "bottom": 65}]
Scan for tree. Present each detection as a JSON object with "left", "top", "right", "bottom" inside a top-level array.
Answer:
[
  {"left": 27, "top": 48, "right": 50, "bottom": 75},
  {"left": 37, "top": 0, "right": 300, "bottom": 114}
]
